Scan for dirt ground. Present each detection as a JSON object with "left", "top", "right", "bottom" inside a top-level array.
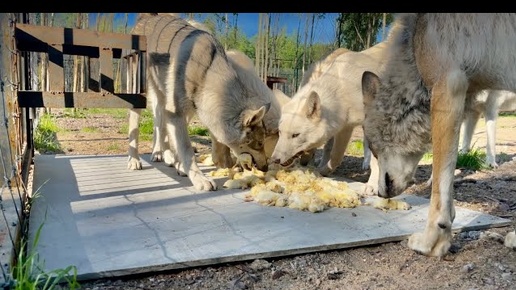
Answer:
[{"left": 40, "top": 109, "right": 515, "bottom": 290}]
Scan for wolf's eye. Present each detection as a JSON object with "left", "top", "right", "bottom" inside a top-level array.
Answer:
[{"left": 292, "top": 133, "right": 299, "bottom": 138}]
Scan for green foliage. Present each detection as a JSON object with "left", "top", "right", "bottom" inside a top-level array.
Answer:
[
  {"left": 456, "top": 149, "right": 488, "bottom": 171},
  {"left": 188, "top": 125, "right": 209, "bottom": 136},
  {"left": 81, "top": 126, "right": 98, "bottom": 133},
  {"left": 62, "top": 108, "right": 86, "bottom": 119},
  {"left": 107, "top": 143, "right": 120, "bottom": 151},
  {"left": 12, "top": 213, "right": 80, "bottom": 290},
  {"left": 336, "top": 13, "right": 393, "bottom": 50},
  {"left": 34, "top": 114, "right": 61, "bottom": 153},
  {"left": 119, "top": 109, "right": 153, "bottom": 141},
  {"left": 346, "top": 140, "right": 364, "bottom": 156},
  {"left": 421, "top": 152, "right": 433, "bottom": 163},
  {"left": 84, "top": 108, "right": 128, "bottom": 119}
]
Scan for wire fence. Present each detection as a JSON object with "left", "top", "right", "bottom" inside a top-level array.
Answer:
[{"left": 0, "top": 12, "right": 36, "bottom": 289}]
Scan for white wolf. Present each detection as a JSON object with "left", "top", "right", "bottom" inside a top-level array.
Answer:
[
  {"left": 297, "top": 45, "right": 387, "bottom": 171},
  {"left": 126, "top": 13, "right": 271, "bottom": 191},
  {"left": 361, "top": 13, "right": 516, "bottom": 256},
  {"left": 461, "top": 89, "right": 516, "bottom": 168},
  {"left": 271, "top": 42, "right": 386, "bottom": 193}
]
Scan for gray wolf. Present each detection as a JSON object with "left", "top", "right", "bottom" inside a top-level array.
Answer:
[
  {"left": 461, "top": 89, "right": 516, "bottom": 168},
  {"left": 209, "top": 49, "right": 291, "bottom": 169},
  {"left": 361, "top": 13, "right": 516, "bottom": 256},
  {"left": 271, "top": 42, "right": 386, "bottom": 194},
  {"left": 126, "top": 13, "right": 271, "bottom": 191}
]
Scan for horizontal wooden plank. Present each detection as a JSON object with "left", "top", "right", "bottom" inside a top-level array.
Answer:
[
  {"left": 15, "top": 23, "right": 146, "bottom": 51},
  {"left": 15, "top": 41, "right": 126, "bottom": 59},
  {"left": 17, "top": 91, "right": 147, "bottom": 108}
]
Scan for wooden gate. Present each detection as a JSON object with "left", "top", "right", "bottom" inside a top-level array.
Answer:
[{"left": 14, "top": 23, "right": 147, "bottom": 108}]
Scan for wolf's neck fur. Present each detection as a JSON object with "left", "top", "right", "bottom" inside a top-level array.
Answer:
[{"left": 377, "top": 13, "right": 432, "bottom": 154}]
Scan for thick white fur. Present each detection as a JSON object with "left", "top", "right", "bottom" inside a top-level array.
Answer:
[
  {"left": 272, "top": 43, "right": 386, "bottom": 195},
  {"left": 126, "top": 14, "right": 271, "bottom": 191},
  {"left": 271, "top": 43, "right": 386, "bottom": 192},
  {"left": 361, "top": 13, "right": 516, "bottom": 257}
]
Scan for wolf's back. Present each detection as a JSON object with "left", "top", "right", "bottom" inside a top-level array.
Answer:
[{"left": 132, "top": 14, "right": 230, "bottom": 98}]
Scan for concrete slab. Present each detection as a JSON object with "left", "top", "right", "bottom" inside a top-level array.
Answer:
[{"left": 29, "top": 154, "right": 511, "bottom": 281}]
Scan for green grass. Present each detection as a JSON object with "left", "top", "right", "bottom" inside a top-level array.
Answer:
[
  {"left": 80, "top": 126, "right": 99, "bottom": 133},
  {"left": 10, "top": 184, "right": 80, "bottom": 290},
  {"left": 107, "top": 143, "right": 120, "bottom": 151},
  {"left": 456, "top": 148, "right": 488, "bottom": 170},
  {"left": 188, "top": 125, "right": 209, "bottom": 136},
  {"left": 64, "top": 108, "right": 132, "bottom": 119},
  {"left": 34, "top": 114, "right": 61, "bottom": 153},
  {"left": 346, "top": 139, "right": 364, "bottom": 156},
  {"left": 118, "top": 109, "right": 209, "bottom": 141},
  {"left": 119, "top": 109, "right": 154, "bottom": 141},
  {"left": 85, "top": 108, "right": 129, "bottom": 119}
]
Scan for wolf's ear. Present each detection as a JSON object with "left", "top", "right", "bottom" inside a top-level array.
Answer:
[
  {"left": 242, "top": 104, "right": 268, "bottom": 127},
  {"left": 305, "top": 91, "right": 321, "bottom": 120},
  {"left": 362, "top": 71, "right": 380, "bottom": 108}
]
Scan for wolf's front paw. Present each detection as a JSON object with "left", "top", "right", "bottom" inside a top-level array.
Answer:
[
  {"left": 191, "top": 174, "right": 218, "bottom": 191},
  {"left": 408, "top": 228, "right": 452, "bottom": 257},
  {"left": 127, "top": 157, "right": 142, "bottom": 170},
  {"left": 317, "top": 164, "right": 334, "bottom": 177},
  {"left": 505, "top": 231, "right": 516, "bottom": 249},
  {"left": 363, "top": 182, "right": 378, "bottom": 196},
  {"left": 151, "top": 151, "right": 163, "bottom": 162}
]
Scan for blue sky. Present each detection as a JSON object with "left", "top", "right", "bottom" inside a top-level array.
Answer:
[{"left": 90, "top": 13, "right": 340, "bottom": 44}]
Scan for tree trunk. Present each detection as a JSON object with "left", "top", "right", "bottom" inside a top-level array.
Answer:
[
  {"left": 255, "top": 13, "right": 262, "bottom": 79},
  {"left": 302, "top": 13, "right": 310, "bottom": 76},
  {"left": 294, "top": 17, "right": 301, "bottom": 90},
  {"left": 382, "top": 13, "right": 387, "bottom": 41},
  {"left": 309, "top": 13, "right": 315, "bottom": 65},
  {"left": 263, "top": 13, "right": 270, "bottom": 82}
]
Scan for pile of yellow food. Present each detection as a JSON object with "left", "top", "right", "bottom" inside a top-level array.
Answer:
[
  {"left": 370, "top": 197, "right": 411, "bottom": 211},
  {"left": 208, "top": 153, "right": 412, "bottom": 213},
  {"left": 210, "top": 154, "right": 360, "bottom": 213},
  {"left": 196, "top": 153, "right": 215, "bottom": 166}
]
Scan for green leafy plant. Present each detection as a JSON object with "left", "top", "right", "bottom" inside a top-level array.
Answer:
[
  {"left": 12, "top": 181, "right": 79, "bottom": 290},
  {"left": 346, "top": 139, "right": 364, "bottom": 156},
  {"left": 456, "top": 148, "right": 488, "bottom": 170},
  {"left": 11, "top": 222, "right": 80, "bottom": 290},
  {"left": 34, "top": 114, "right": 61, "bottom": 153},
  {"left": 188, "top": 125, "right": 209, "bottom": 136},
  {"left": 421, "top": 152, "right": 433, "bottom": 163}
]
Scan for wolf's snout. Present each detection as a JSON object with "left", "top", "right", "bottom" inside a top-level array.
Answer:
[
  {"left": 381, "top": 172, "right": 396, "bottom": 198},
  {"left": 257, "top": 163, "right": 268, "bottom": 172}
]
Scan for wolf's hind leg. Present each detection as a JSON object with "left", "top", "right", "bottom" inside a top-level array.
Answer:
[
  {"left": 164, "top": 111, "right": 217, "bottom": 191},
  {"left": 150, "top": 87, "right": 168, "bottom": 163}
]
